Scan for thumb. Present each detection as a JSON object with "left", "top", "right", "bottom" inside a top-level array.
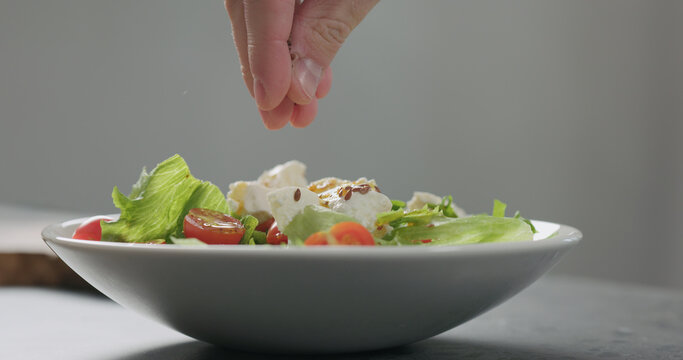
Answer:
[{"left": 287, "top": 0, "right": 379, "bottom": 104}]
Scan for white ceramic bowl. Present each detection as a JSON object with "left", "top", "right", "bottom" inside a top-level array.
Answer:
[{"left": 42, "top": 216, "right": 581, "bottom": 354}]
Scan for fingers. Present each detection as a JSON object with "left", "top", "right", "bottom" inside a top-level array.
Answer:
[
  {"left": 316, "top": 67, "right": 333, "bottom": 99},
  {"left": 290, "top": 99, "right": 319, "bottom": 128},
  {"left": 226, "top": 0, "right": 295, "bottom": 129},
  {"left": 225, "top": 0, "right": 254, "bottom": 97},
  {"left": 287, "top": 0, "right": 379, "bottom": 104},
  {"left": 226, "top": 0, "right": 360, "bottom": 129},
  {"left": 260, "top": 96, "right": 318, "bottom": 130},
  {"left": 259, "top": 98, "right": 295, "bottom": 130},
  {"left": 244, "top": 0, "right": 296, "bottom": 111}
]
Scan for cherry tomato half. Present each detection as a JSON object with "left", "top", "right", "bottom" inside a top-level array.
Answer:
[
  {"left": 304, "top": 222, "right": 375, "bottom": 246},
  {"left": 73, "top": 216, "right": 113, "bottom": 241},
  {"left": 329, "top": 222, "right": 375, "bottom": 246},
  {"left": 303, "top": 231, "right": 329, "bottom": 246},
  {"left": 266, "top": 222, "right": 288, "bottom": 245},
  {"left": 183, "top": 208, "right": 245, "bottom": 245},
  {"left": 255, "top": 217, "right": 275, "bottom": 233}
]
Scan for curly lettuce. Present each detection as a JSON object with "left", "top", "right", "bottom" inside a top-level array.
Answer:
[{"left": 101, "top": 154, "right": 230, "bottom": 243}]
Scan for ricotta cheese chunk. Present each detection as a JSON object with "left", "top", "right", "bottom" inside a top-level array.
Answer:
[
  {"left": 316, "top": 179, "right": 392, "bottom": 230},
  {"left": 226, "top": 181, "right": 271, "bottom": 221},
  {"left": 227, "top": 160, "right": 309, "bottom": 221},
  {"left": 267, "top": 186, "right": 320, "bottom": 230},
  {"left": 257, "top": 160, "right": 308, "bottom": 189}
]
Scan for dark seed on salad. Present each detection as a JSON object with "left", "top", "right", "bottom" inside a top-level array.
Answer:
[
  {"left": 294, "top": 188, "right": 302, "bottom": 201},
  {"left": 344, "top": 190, "right": 353, "bottom": 201}
]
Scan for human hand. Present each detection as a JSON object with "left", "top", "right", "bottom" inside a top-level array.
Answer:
[{"left": 226, "top": 0, "right": 379, "bottom": 129}]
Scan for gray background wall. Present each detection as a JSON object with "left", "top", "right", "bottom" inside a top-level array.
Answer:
[{"left": 1, "top": 1, "right": 681, "bottom": 287}]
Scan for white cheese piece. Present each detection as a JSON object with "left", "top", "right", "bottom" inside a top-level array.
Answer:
[
  {"left": 226, "top": 181, "right": 272, "bottom": 221},
  {"left": 227, "top": 160, "right": 309, "bottom": 222},
  {"left": 258, "top": 160, "right": 308, "bottom": 189},
  {"left": 406, "top": 191, "right": 467, "bottom": 217},
  {"left": 308, "top": 177, "right": 344, "bottom": 194},
  {"left": 267, "top": 186, "right": 319, "bottom": 230},
  {"left": 309, "top": 177, "right": 378, "bottom": 194},
  {"left": 319, "top": 182, "right": 392, "bottom": 230}
]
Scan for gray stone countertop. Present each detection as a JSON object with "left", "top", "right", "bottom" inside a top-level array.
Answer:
[{"left": 2, "top": 275, "right": 682, "bottom": 360}]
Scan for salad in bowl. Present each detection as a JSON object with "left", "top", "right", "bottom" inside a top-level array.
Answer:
[
  {"left": 43, "top": 154, "right": 580, "bottom": 354},
  {"left": 73, "top": 154, "right": 540, "bottom": 248}
]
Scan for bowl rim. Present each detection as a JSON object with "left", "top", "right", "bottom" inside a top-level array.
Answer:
[{"left": 42, "top": 214, "right": 582, "bottom": 257}]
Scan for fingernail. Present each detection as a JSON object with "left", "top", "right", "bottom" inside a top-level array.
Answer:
[
  {"left": 293, "top": 58, "right": 323, "bottom": 100},
  {"left": 253, "top": 78, "right": 267, "bottom": 109}
]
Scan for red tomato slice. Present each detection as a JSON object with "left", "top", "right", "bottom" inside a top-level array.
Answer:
[
  {"left": 303, "top": 231, "right": 330, "bottom": 246},
  {"left": 329, "top": 222, "right": 375, "bottom": 246},
  {"left": 73, "top": 216, "right": 113, "bottom": 241},
  {"left": 183, "top": 208, "right": 245, "bottom": 245},
  {"left": 304, "top": 222, "right": 375, "bottom": 246},
  {"left": 266, "top": 222, "right": 288, "bottom": 245},
  {"left": 255, "top": 217, "right": 275, "bottom": 233}
]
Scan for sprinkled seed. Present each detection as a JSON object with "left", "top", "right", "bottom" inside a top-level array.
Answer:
[
  {"left": 294, "top": 188, "right": 301, "bottom": 201},
  {"left": 344, "top": 191, "right": 352, "bottom": 200},
  {"left": 359, "top": 187, "right": 370, "bottom": 194},
  {"left": 426, "top": 223, "right": 435, "bottom": 228}
]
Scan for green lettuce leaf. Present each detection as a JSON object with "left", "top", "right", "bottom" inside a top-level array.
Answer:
[
  {"left": 101, "top": 154, "right": 230, "bottom": 243},
  {"left": 252, "top": 230, "right": 267, "bottom": 245},
  {"left": 394, "top": 215, "right": 534, "bottom": 245},
  {"left": 173, "top": 182, "right": 231, "bottom": 238},
  {"left": 438, "top": 195, "right": 459, "bottom": 218},
  {"left": 283, "top": 205, "right": 357, "bottom": 244},
  {"left": 239, "top": 215, "right": 259, "bottom": 245},
  {"left": 492, "top": 199, "right": 507, "bottom": 217},
  {"left": 514, "top": 211, "right": 538, "bottom": 234},
  {"left": 492, "top": 199, "right": 537, "bottom": 234},
  {"left": 376, "top": 209, "right": 405, "bottom": 225},
  {"left": 377, "top": 206, "right": 440, "bottom": 228},
  {"left": 378, "top": 195, "right": 460, "bottom": 230},
  {"left": 390, "top": 199, "right": 406, "bottom": 211}
]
